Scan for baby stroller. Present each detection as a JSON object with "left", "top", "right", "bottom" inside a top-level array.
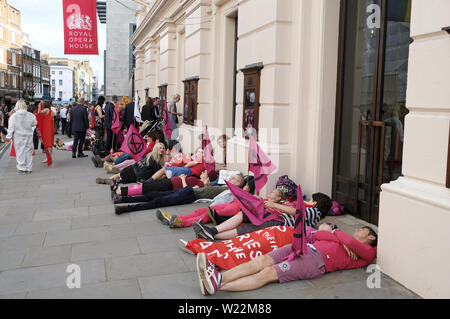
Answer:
[{"left": 140, "top": 119, "right": 164, "bottom": 137}]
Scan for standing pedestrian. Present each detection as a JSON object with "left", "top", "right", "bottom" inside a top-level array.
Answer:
[
  {"left": 70, "top": 97, "right": 89, "bottom": 158},
  {"left": 0, "top": 105, "right": 7, "bottom": 143},
  {"left": 6, "top": 99, "right": 37, "bottom": 174},
  {"left": 104, "top": 95, "right": 118, "bottom": 154},
  {"left": 37, "top": 101, "right": 55, "bottom": 165},
  {"left": 60, "top": 104, "right": 68, "bottom": 135},
  {"left": 169, "top": 94, "right": 183, "bottom": 149}
]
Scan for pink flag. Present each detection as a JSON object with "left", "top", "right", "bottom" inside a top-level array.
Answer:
[
  {"left": 120, "top": 124, "right": 147, "bottom": 162},
  {"left": 225, "top": 181, "right": 282, "bottom": 226},
  {"left": 248, "top": 136, "right": 277, "bottom": 195},
  {"left": 111, "top": 104, "right": 121, "bottom": 134},
  {"left": 283, "top": 186, "right": 308, "bottom": 261},
  {"left": 163, "top": 100, "right": 172, "bottom": 139},
  {"left": 203, "top": 126, "right": 215, "bottom": 174}
]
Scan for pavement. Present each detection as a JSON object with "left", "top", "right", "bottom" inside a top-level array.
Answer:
[{"left": 0, "top": 139, "right": 420, "bottom": 299}]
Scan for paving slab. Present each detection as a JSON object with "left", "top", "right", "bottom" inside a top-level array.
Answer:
[
  {"left": 22, "top": 245, "right": 72, "bottom": 268},
  {"left": 14, "top": 218, "right": 72, "bottom": 235},
  {"left": 0, "top": 259, "right": 106, "bottom": 295},
  {"left": 71, "top": 238, "right": 140, "bottom": 261},
  {"left": 44, "top": 226, "right": 112, "bottom": 247},
  {"left": 106, "top": 252, "right": 190, "bottom": 281},
  {"left": 26, "top": 279, "right": 142, "bottom": 299}
]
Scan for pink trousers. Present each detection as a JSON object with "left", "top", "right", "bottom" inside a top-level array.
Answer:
[{"left": 179, "top": 201, "right": 241, "bottom": 227}]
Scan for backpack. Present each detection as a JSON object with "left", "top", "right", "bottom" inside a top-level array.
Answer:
[
  {"left": 328, "top": 201, "right": 345, "bottom": 216},
  {"left": 276, "top": 175, "right": 298, "bottom": 200}
]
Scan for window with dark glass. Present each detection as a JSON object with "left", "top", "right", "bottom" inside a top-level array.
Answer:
[
  {"left": 183, "top": 77, "right": 199, "bottom": 126},
  {"left": 241, "top": 63, "right": 263, "bottom": 139},
  {"left": 158, "top": 84, "right": 167, "bottom": 115}
]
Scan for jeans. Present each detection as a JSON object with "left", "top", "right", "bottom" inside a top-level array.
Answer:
[
  {"left": 114, "top": 153, "right": 132, "bottom": 165},
  {"left": 122, "top": 187, "right": 196, "bottom": 212},
  {"left": 72, "top": 131, "right": 86, "bottom": 155},
  {"left": 164, "top": 166, "right": 192, "bottom": 178}
]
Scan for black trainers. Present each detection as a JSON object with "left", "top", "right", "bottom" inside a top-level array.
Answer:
[
  {"left": 115, "top": 205, "right": 130, "bottom": 215},
  {"left": 193, "top": 222, "right": 215, "bottom": 242}
]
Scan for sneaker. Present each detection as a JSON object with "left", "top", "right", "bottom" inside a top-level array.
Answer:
[
  {"left": 197, "top": 253, "right": 221, "bottom": 295},
  {"left": 16, "top": 170, "right": 26, "bottom": 175},
  {"left": 96, "top": 177, "right": 105, "bottom": 184},
  {"left": 169, "top": 215, "right": 183, "bottom": 228},
  {"left": 193, "top": 222, "right": 215, "bottom": 242},
  {"left": 91, "top": 156, "right": 99, "bottom": 167},
  {"left": 114, "top": 205, "right": 130, "bottom": 215},
  {"left": 155, "top": 209, "right": 171, "bottom": 226},
  {"left": 25, "top": 171, "right": 32, "bottom": 174},
  {"left": 177, "top": 239, "right": 194, "bottom": 255}
]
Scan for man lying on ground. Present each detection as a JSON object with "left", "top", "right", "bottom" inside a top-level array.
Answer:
[
  {"left": 178, "top": 223, "right": 343, "bottom": 270},
  {"left": 195, "top": 226, "right": 377, "bottom": 295},
  {"left": 192, "top": 191, "right": 331, "bottom": 241},
  {"left": 154, "top": 183, "right": 251, "bottom": 228},
  {"left": 113, "top": 173, "right": 246, "bottom": 215}
]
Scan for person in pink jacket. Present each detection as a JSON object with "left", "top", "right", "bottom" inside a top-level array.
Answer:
[{"left": 195, "top": 225, "right": 377, "bottom": 296}]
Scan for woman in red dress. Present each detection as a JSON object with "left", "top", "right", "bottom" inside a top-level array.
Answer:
[{"left": 36, "top": 101, "right": 55, "bottom": 165}]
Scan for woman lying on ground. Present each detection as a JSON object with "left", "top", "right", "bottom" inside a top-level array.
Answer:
[
  {"left": 96, "top": 142, "right": 167, "bottom": 186},
  {"left": 192, "top": 191, "right": 332, "bottom": 241},
  {"left": 154, "top": 182, "right": 252, "bottom": 228},
  {"left": 146, "top": 148, "right": 206, "bottom": 183}
]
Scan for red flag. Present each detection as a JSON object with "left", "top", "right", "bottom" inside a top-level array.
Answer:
[
  {"left": 203, "top": 126, "right": 215, "bottom": 174},
  {"left": 248, "top": 136, "right": 277, "bottom": 195},
  {"left": 111, "top": 104, "right": 121, "bottom": 134},
  {"left": 163, "top": 100, "right": 172, "bottom": 139},
  {"left": 10, "top": 141, "right": 35, "bottom": 157},
  {"left": 283, "top": 186, "right": 308, "bottom": 261},
  {"left": 63, "top": 0, "right": 99, "bottom": 55},
  {"left": 35, "top": 105, "right": 53, "bottom": 166},
  {"left": 120, "top": 125, "right": 147, "bottom": 162},
  {"left": 225, "top": 180, "right": 281, "bottom": 226}
]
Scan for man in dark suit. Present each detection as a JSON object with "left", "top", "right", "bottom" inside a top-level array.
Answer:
[
  {"left": 104, "top": 95, "right": 118, "bottom": 154},
  {"left": 124, "top": 98, "right": 135, "bottom": 129},
  {"left": 70, "top": 97, "right": 89, "bottom": 158}
]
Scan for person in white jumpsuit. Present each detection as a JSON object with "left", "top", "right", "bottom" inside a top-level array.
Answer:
[{"left": 6, "top": 99, "right": 37, "bottom": 174}]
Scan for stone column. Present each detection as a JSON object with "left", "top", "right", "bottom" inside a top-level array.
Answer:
[
  {"left": 134, "top": 47, "right": 145, "bottom": 103},
  {"left": 159, "top": 22, "right": 178, "bottom": 98},
  {"left": 378, "top": 0, "right": 450, "bottom": 298}
]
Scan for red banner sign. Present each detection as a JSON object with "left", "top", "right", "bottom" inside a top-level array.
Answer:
[
  {"left": 63, "top": 0, "right": 98, "bottom": 55},
  {"left": 186, "top": 226, "right": 295, "bottom": 270}
]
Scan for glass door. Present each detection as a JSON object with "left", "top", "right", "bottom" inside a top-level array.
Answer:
[{"left": 333, "top": 0, "right": 411, "bottom": 225}]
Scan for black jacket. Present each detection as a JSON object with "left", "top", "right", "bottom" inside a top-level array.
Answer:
[
  {"left": 70, "top": 104, "right": 89, "bottom": 133},
  {"left": 103, "top": 102, "right": 115, "bottom": 130},
  {"left": 124, "top": 102, "right": 135, "bottom": 127}
]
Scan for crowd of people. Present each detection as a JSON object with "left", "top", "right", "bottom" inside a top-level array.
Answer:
[{"left": 3, "top": 93, "right": 378, "bottom": 297}]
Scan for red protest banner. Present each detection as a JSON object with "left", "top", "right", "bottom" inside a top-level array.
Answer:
[
  {"left": 186, "top": 226, "right": 295, "bottom": 270},
  {"left": 63, "top": 0, "right": 98, "bottom": 55}
]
